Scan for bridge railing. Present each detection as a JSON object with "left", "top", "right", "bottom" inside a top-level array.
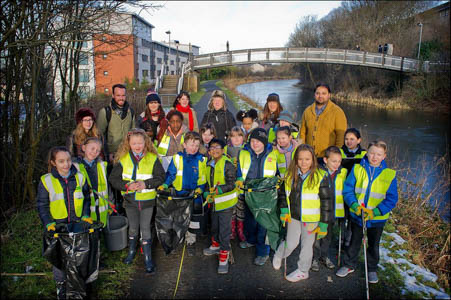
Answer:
[{"left": 185, "top": 47, "right": 425, "bottom": 73}]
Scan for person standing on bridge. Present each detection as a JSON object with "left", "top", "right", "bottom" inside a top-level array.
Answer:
[
  {"left": 260, "top": 93, "right": 283, "bottom": 132},
  {"left": 171, "top": 91, "right": 199, "bottom": 132},
  {"left": 299, "top": 83, "right": 347, "bottom": 159},
  {"left": 200, "top": 90, "right": 236, "bottom": 142}
]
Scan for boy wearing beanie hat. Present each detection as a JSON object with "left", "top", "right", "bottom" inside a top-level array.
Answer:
[{"left": 235, "top": 128, "right": 286, "bottom": 266}]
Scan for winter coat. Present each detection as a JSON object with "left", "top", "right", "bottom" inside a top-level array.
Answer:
[
  {"left": 300, "top": 101, "right": 347, "bottom": 157},
  {"left": 108, "top": 151, "right": 165, "bottom": 209},
  {"left": 171, "top": 107, "right": 199, "bottom": 133},
  {"left": 138, "top": 111, "right": 168, "bottom": 144},
  {"left": 201, "top": 109, "right": 236, "bottom": 142},
  {"left": 343, "top": 156, "right": 398, "bottom": 228},
  {"left": 37, "top": 165, "right": 91, "bottom": 227},
  {"left": 341, "top": 144, "right": 367, "bottom": 175},
  {"left": 164, "top": 150, "right": 206, "bottom": 194}
]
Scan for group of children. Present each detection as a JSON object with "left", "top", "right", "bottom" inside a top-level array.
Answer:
[{"left": 38, "top": 97, "right": 398, "bottom": 298}]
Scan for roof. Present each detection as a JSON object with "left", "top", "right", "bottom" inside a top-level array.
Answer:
[{"left": 118, "top": 11, "right": 155, "bottom": 29}]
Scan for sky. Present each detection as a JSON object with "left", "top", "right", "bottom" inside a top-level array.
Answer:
[{"left": 131, "top": 1, "right": 342, "bottom": 54}]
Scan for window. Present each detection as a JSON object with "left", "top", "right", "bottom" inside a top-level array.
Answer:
[
  {"left": 103, "top": 71, "right": 108, "bottom": 76},
  {"left": 171, "top": 71, "right": 174, "bottom": 75},
  {"left": 104, "top": 88, "right": 109, "bottom": 93},
  {"left": 157, "top": 57, "right": 162, "bottom": 64},
  {"left": 102, "top": 36, "right": 107, "bottom": 41},
  {"left": 78, "top": 86, "right": 90, "bottom": 99},
  {"left": 79, "top": 53, "right": 88, "bottom": 65},
  {"left": 157, "top": 70, "right": 161, "bottom": 76},
  {"left": 170, "top": 60, "right": 174, "bottom": 65},
  {"left": 79, "top": 69, "right": 89, "bottom": 82},
  {"left": 142, "top": 54, "right": 148, "bottom": 62},
  {"left": 142, "top": 70, "right": 149, "bottom": 78},
  {"left": 82, "top": 41, "right": 88, "bottom": 48},
  {"left": 103, "top": 54, "right": 107, "bottom": 59}
]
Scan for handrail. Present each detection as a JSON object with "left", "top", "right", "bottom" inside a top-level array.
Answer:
[
  {"left": 155, "top": 62, "right": 166, "bottom": 93},
  {"left": 183, "top": 47, "right": 442, "bottom": 73},
  {"left": 177, "top": 62, "right": 185, "bottom": 94}
]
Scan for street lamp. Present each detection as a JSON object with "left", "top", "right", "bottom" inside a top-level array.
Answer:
[
  {"left": 417, "top": 23, "right": 423, "bottom": 60},
  {"left": 174, "top": 40, "right": 180, "bottom": 75},
  {"left": 165, "top": 30, "right": 171, "bottom": 74}
]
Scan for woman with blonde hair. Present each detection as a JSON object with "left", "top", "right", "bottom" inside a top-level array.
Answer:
[
  {"left": 67, "top": 107, "right": 105, "bottom": 160},
  {"left": 200, "top": 89, "right": 236, "bottom": 142},
  {"left": 109, "top": 128, "right": 165, "bottom": 274}
]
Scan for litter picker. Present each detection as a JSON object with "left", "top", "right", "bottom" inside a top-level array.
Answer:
[
  {"left": 361, "top": 204, "right": 370, "bottom": 300},
  {"left": 337, "top": 219, "right": 342, "bottom": 267},
  {"left": 91, "top": 189, "right": 118, "bottom": 214}
]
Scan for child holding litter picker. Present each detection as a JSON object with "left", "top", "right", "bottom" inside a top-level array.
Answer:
[
  {"left": 311, "top": 146, "right": 347, "bottom": 271},
  {"left": 109, "top": 128, "right": 165, "bottom": 274},
  {"left": 203, "top": 138, "right": 237, "bottom": 274},
  {"left": 158, "top": 131, "right": 207, "bottom": 255},
  {"left": 336, "top": 141, "right": 398, "bottom": 285},
  {"left": 37, "top": 146, "right": 92, "bottom": 299}
]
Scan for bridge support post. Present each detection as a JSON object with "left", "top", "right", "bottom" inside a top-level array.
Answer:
[
  {"left": 266, "top": 49, "right": 270, "bottom": 61},
  {"left": 247, "top": 50, "right": 251, "bottom": 62}
]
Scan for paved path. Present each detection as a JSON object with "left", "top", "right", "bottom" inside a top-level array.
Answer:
[{"left": 129, "top": 80, "right": 366, "bottom": 299}]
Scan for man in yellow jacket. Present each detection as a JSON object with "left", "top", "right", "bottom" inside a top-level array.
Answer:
[{"left": 300, "top": 83, "right": 347, "bottom": 158}]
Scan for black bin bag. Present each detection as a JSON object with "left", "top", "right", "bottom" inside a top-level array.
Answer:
[
  {"left": 43, "top": 222, "right": 102, "bottom": 299},
  {"left": 155, "top": 190, "right": 195, "bottom": 254}
]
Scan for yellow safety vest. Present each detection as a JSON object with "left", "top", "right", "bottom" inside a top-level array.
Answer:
[
  {"left": 275, "top": 149, "right": 296, "bottom": 178},
  {"left": 340, "top": 148, "right": 367, "bottom": 159},
  {"left": 40, "top": 172, "right": 86, "bottom": 220},
  {"left": 207, "top": 155, "right": 238, "bottom": 211},
  {"left": 333, "top": 168, "right": 347, "bottom": 218},
  {"left": 157, "top": 132, "right": 185, "bottom": 156},
  {"left": 172, "top": 153, "right": 207, "bottom": 191},
  {"left": 285, "top": 168, "right": 327, "bottom": 223},
  {"left": 73, "top": 161, "right": 109, "bottom": 227},
  {"left": 268, "top": 127, "right": 299, "bottom": 144},
  {"left": 350, "top": 164, "right": 396, "bottom": 221},
  {"left": 238, "top": 149, "right": 278, "bottom": 180},
  {"left": 120, "top": 152, "right": 157, "bottom": 201}
]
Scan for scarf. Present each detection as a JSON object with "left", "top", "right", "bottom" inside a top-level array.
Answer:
[
  {"left": 111, "top": 98, "right": 130, "bottom": 120},
  {"left": 176, "top": 104, "right": 194, "bottom": 131},
  {"left": 277, "top": 139, "right": 298, "bottom": 167}
]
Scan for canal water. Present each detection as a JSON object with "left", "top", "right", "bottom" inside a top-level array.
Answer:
[{"left": 236, "top": 79, "right": 450, "bottom": 219}]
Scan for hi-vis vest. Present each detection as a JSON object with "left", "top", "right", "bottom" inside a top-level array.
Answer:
[
  {"left": 120, "top": 153, "right": 157, "bottom": 201},
  {"left": 238, "top": 149, "right": 278, "bottom": 180},
  {"left": 268, "top": 127, "right": 299, "bottom": 144},
  {"left": 172, "top": 153, "right": 207, "bottom": 191},
  {"left": 40, "top": 172, "right": 86, "bottom": 220},
  {"left": 157, "top": 132, "right": 185, "bottom": 156},
  {"left": 332, "top": 168, "right": 347, "bottom": 218},
  {"left": 73, "top": 161, "right": 109, "bottom": 226},
  {"left": 350, "top": 164, "right": 396, "bottom": 221},
  {"left": 285, "top": 168, "right": 327, "bottom": 223},
  {"left": 340, "top": 148, "right": 367, "bottom": 159},
  {"left": 207, "top": 155, "right": 238, "bottom": 211},
  {"left": 276, "top": 149, "right": 296, "bottom": 178}
]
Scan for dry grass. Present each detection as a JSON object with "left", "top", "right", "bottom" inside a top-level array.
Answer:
[{"left": 334, "top": 91, "right": 413, "bottom": 110}]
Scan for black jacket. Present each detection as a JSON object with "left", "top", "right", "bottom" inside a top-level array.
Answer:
[
  {"left": 108, "top": 152, "right": 165, "bottom": 209},
  {"left": 201, "top": 109, "right": 236, "bottom": 142},
  {"left": 279, "top": 170, "right": 333, "bottom": 223},
  {"left": 37, "top": 165, "right": 91, "bottom": 227}
]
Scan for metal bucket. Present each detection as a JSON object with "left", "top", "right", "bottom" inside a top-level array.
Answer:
[{"left": 104, "top": 215, "right": 128, "bottom": 251}]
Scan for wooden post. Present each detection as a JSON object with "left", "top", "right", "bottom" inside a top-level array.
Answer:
[
  {"left": 248, "top": 49, "right": 251, "bottom": 62},
  {"left": 344, "top": 49, "right": 347, "bottom": 62},
  {"left": 266, "top": 49, "right": 270, "bottom": 61}
]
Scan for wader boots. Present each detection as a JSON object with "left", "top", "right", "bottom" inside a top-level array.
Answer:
[
  {"left": 142, "top": 240, "right": 155, "bottom": 274},
  {"left": 218, "top": 250, "right": 229, "bottom": 274},
  {"left": 124, "top": 237, "right": 137, "bottom": 264}
]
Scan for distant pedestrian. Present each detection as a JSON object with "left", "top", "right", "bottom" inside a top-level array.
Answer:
[
  {"left": 200, "top": 90, "right": 236, "bottom": 142},
  {"left": 67, "top": 107, "right": 105, "bottom": 160},
  {"left": 226, "top": 41, "right": 230, "bottom": 52},
  {"left": 138, "top": 92, "right": 168, "bottom": 145},
  {"left": 171, "top": 91, "right": 199, "bottom": 132},
  {"left": 299, "top": 83, "right": 347, "bottom": 158},
  {"left": 260, "top": 93, "right": 283, "bottom": 132}
]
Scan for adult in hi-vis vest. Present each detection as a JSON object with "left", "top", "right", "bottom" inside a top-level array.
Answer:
[
  {"left": 202, "top": 138, "right": 237, "bottom": 274},
  {"left": 273, "top": 144, "right": 333, "bottom": 282},
  {"left": 336, "top": 141, "right": 398, "bottom": 285},
  {"left": 236, "top": 128, "right": 286, "bottom": 267},
  {"left": 37, "top": 147, "right": 92, "bottom": 299},
  {"left": 109, "top": 129, "right": 165, "bottom": 274}
]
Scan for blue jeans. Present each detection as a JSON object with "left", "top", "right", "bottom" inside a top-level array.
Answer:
[{"left": 244, "top": 204, "right": 270, "bottom": 257}]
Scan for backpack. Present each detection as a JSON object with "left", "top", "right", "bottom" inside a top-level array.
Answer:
[{"left": 104, "top": 105, "right": 135, "bottom": 135}]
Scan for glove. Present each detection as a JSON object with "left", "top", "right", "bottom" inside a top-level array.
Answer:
[
  {"left": 46, "top": 222, "right": 56, "bottom": 232},
  {"left": 82, "top": 216, "right": 93, "bottom": 224},
  {"left": 215, "top": 186, "right": 223, "bottom": 195},
  {"left": 310, "top": 222, "right": 328, "bottom": 239},
  {"left": 279, "top": 208, "right": 291, "bottom": 226},
  {"left": 350, "top": 202, "right": 361, "bottom": 216},
  {"left": 108, "top": 209, "right": 113, "bottom": 215},
  {"left": 194, "top": 188, "right": 202, "bottom": 196},
  {"left": 158, "top": 184, "right": 168, "bottom": 191},
  {"left": 206, "top": 194, "right": 214, "bottom": 203},
  {"left": 235, "top": 179, "right": 244, "bottom": 189},
  {"left": 364, "top": 207, "right": 381, "bottom": 221}
]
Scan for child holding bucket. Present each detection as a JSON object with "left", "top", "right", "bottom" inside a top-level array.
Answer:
[{"left": 109, "top": 128, "right": 165, "bottom": 273}]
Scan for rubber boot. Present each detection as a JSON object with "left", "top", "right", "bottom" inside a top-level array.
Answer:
[
  {"left": 230, "top": 218, "right": 237, "bottom": 240},
  {"left": 142, "top": 240, "right": 155, "bottom": 274},
  {"left": 237, "top": 220, "right": 246, "bottom": 242},
  {"left": 218, "top": 250, "right": 229, "bottom": 274},
  {"left": 123, "top": 237, "right": 137, "bottom": 264},
  {"left": 56, "top": 281, "right": 66, "bottom": 300},
  {"left": 203, "top": 236, "right": 220, "bottom": 256}
]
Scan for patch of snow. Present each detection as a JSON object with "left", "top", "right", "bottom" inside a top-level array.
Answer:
[
  {"left": 385, "top": 232, "right": 406, "bottom": 245},
  {"left": 395, "top": 249, "right": 408, "bottom": 256}
]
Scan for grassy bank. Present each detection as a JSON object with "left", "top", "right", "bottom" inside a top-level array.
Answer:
[
  {"left": 334, "top": 91, "right": 413, "bottom": 110},
  {"left": 1, "top": 209, "right": 136, "bottom": 299}
]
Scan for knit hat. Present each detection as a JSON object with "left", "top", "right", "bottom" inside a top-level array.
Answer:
[
  {"left": 146, "top": 93, "right": 161, "bottom": 105},
  {"left": 277, "top": 111, "right": 294, "bottom": 124},
  {"left": 249, "top": 128, "right": 268, "bottom": 146},
  {"left": 209, "top": 138, "right": 226, "bottom": 149},
  {"left": 75, "top": 107, "right": 96, "bottom": 124},
  {"left": 266, "top": 93, "right": 280, "bottom": 103}
]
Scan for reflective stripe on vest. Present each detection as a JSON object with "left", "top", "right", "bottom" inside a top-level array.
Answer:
[
  {"left": 157, "top": 132, "right": 185, "bottom": 156},
  {"left": 120, "top": 153, "right": 157, "bottom": 201},
  {"left": 334, "top": 168, "right": 347, "bottom": 218},
  {"left": 207, "top": 155, "right": 238, "bottom": 211},
  {"left": 41, "top": 172, "right": 85, "bottom": 219},
  {"left": 340, "top": 148, "right": 367, "bottom": 159},
  {"left": 268, "top": 128, "right": 299, "bottom": 144},
  {"left": 73, "top": 161, "right": 109, "bottom": 226},
  {"left": 350, "top": 164, "right": 396, "bottom": 221},
  {"left": 285, "top": 168, "right": 326, "bottom": 223},
  {"left": 172, "top": 154, "right": 207, "bottom": 191},
  {"left": 238, "top": 149, "right": 278, "bottom": 181}
]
